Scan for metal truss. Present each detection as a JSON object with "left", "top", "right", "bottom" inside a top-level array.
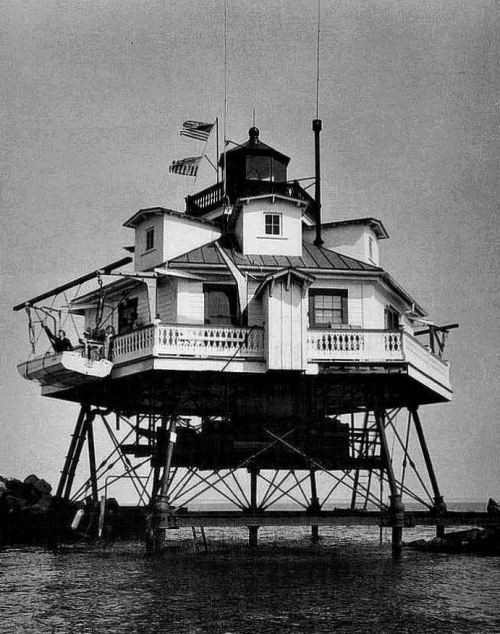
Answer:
[{"left": 55, "top": 401, "right": 447, "bottom": 549}]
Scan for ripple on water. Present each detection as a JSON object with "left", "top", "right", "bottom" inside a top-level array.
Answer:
[{"left": 1, "top": 530, "right": 499, "bottom": 634}]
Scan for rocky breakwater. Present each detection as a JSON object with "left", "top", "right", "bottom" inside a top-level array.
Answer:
[
  {"left": 407, "top": 498, "right": 500, "bottom": 555},
  {"left": 0, "top": 474, "right": 74, "bottom": 545}
]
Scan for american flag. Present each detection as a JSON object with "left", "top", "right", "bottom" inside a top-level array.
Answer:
[
  {"left": 169, "top": 156, "right": 202, "bottom": 177},
  {"left": 180, "top": 120, "right": 214, "bottom": 142}
]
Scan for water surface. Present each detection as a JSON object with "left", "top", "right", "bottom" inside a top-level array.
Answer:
[{"left": 1, "top": 526, "right": 499, "bottom": 633}]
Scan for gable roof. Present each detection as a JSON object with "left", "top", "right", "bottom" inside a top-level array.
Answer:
[
  {"left": 254, "top": 268, "right": 316, "bottom": 299},
  {"left": 168, "top": 241, "right": 381, "bottom": 272}
]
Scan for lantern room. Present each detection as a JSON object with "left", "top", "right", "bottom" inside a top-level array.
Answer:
[{"left": 220, "top": 127, "right": 290, "bottom": 200}]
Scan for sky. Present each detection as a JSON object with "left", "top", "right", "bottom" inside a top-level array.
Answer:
[{"left": 1, "top": 0, "right": 499, "bottom": 502}]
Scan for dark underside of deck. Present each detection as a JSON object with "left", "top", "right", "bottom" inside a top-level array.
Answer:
[{"left": 43, "top": 367, "right": 449, "bottom": 416}]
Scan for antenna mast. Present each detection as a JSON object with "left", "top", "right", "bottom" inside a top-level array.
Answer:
[
  {"left": 313, "top": 0, "right": 324, "bottom": 247},
  {"left": 223, "top": 0, "right": 228, "bottom": 205}
]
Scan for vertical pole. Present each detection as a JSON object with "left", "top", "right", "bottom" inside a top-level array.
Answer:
[
  {"left": 379, "top": 472, "right": 384, "bottom": 545},
  {"left": 312, "top": 119, "right": 324, "bottom": 247},
  {"left": 87, "top": 415, "right": 98, "bottom": 503},
  {"left": 374, "top": 408, "right": 404, "bottom": 553},
  {"left": 97, "top": 496, "right": 106, "bottom": 538},
  {"left": 309, "top": 469, "right": 320, "bottom": 542},
  {"left": 216, "top": 117, "right": 220, "bottom": 183},
  {"left": 200, "top": 526, "right": 208, "bottom": 552},
  {"left": 248, "top": 467, "right": 259, "bottom": 548},
  {"left": 429, "top": 326, "right": 436, "bottom": 354},
  {"left": 223, "top": 0, "right": 228, "bottom": 203},
  {"left": 410, "top": 407, "right": 447, "bottom": 538},
  {"left": 153, "top": 417, "right": 178, "bottom": 551}
]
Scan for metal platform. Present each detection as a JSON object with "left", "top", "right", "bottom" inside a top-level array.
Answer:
[{"left": 156, "top": 510, "right": 497, "bottom": 530}]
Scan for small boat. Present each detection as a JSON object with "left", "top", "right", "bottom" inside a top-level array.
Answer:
[{"left": 17, "top": 348, "right": 112, "bottom": 387}]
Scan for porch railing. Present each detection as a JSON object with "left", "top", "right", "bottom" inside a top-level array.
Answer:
[
  {"left": 112, "top": 325, "right": 449, "bottom": 390},
  {"left": 307, "top": 329, "right": 402, "bottom": 362},
  {"left": 154, "top": 324, "right": 264, "bottom": 358},
  {"left": 112, "top": 324, "right": 264, "bottom": 363}
]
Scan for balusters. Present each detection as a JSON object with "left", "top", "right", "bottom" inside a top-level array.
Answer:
[{"left": 114, "top": 324, "right": 264, "bottom": 360}]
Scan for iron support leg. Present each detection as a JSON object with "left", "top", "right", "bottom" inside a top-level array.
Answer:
[
  {"left": 309, "top": 469, "right": 320, "bottom": 542},
  {"left": 153, "top": 418, "right": 178, "bottom": 552},
  {"left": 87, "top": 417, "right": 98, "bottom": 503},
  {"left": 410, "top": 407, "right": 447, "bottom": 538},
  {"left": 375, "top": 409, "right": 405, "bottom": 553},
  {"left": 56, "top": 405, "right": 87, "bottom": 499},
  {"left": 248, "top": 467, "right": 259, "bottom": 548},
  {"left": 64, "top": 407, "right": 94, "bottom": 501}
]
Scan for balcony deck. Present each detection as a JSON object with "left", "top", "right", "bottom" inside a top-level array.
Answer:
[{"left": 109, "top": 324, "right": 451, "bottom": 400}]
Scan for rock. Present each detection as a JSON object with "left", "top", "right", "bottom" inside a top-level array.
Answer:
[
  {"left": 24, "top": 474, "right": 52, "bottom": 496},
  {"left": 487, "top": 498, "right": 500, "bottom": 515}
]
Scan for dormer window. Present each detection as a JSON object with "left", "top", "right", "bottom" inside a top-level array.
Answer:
[
  {"left": 145, "top": 227, "right": 155, "bottom": 251},
  {"left": 264, "top": 213, "right": 281, "bottom": 236}
]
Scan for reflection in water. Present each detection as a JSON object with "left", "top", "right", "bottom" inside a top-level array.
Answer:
[{"left": 1, "top": 527, "right": 499, "bottom": 634}]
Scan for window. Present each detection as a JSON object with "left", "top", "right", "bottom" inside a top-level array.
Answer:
[
  {"left": 384, "top": 306, "right": 400, "bottom": 330},
  {"left": 204, "top": 285, "right": 239, "bottom": 325},
  {"left": 309, "top": 291, "right": 348, "bottom": 327},
  {"left": 145, "top": 227, "right": 154, "bottom": 251},
  {"left": 264, "top": 213, "right": 281, "bottom": 236},
  {"left": 368, "top": 236, "right": 374, "bottom": 261},
  {"left": 118, "top": 298, "right": 139, "bottom": 334},
  {"left": 245, "top": 156, "right": 286, "bottom": 182},
  {"left": 246, "top": 156, "right": 270, "bottom": 180}
]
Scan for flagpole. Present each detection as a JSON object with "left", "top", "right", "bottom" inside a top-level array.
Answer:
[
  {"left": 216, "top": 117, "right": 220, "bottom": 184},
  {"left": 223, "top": 0, "right": 228, "bottom": 204}
]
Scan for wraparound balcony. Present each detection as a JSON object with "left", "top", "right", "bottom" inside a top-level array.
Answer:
[{"left": 111, "top": 324, "right": 451, "bottom": 398}]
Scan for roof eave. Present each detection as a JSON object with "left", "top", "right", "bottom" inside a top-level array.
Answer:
[
  {"left": 239, "top": 193, "right": 308, "bottom": 207},
  {"left": 304, "top": 217, "right": 389, "bottom": 240},
  {"left": 123, "top": 207, "right": 219, "bottom": 229}
]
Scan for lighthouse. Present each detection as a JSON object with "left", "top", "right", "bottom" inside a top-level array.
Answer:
[{"left": 14, "top": 125, "right": 456, "bottom": 551}]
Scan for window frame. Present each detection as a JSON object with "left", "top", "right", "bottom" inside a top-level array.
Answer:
[
  {"left": 145, "top": 226, "right": 155, "bottom": 252},
  {"left": 368, "top": 236, "right": 374, "bottom": 262},
  {"left": 309, "top": 290, "right": 349, "bottom": 328},
  {"left": 264, "top": 212, "right": 282, "bottom": 236},
  {"left": 384, "top": 305, "right": 400, "bottom": 330}
]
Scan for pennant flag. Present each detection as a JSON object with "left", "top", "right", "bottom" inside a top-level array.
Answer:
[
  {"left": 180, "top": 120, "right": 214, "bottom": 142},
  {"left": 169, "top": 156, "right": 202, "bottom": 177}
]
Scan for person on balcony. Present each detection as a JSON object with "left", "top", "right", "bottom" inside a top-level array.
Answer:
[
  {"left": 56, "top": 330, "right": 73, "bottom": 351},
  {"left": 43, "top": 326, "right": 73, "bottom": 352},
  {"left": 104, "top": 325, "right": 115, "bottom": 360}
]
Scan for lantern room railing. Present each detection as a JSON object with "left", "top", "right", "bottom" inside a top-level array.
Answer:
[{"left": 185, "top": 180, "right": 315, "bottom": 216}]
